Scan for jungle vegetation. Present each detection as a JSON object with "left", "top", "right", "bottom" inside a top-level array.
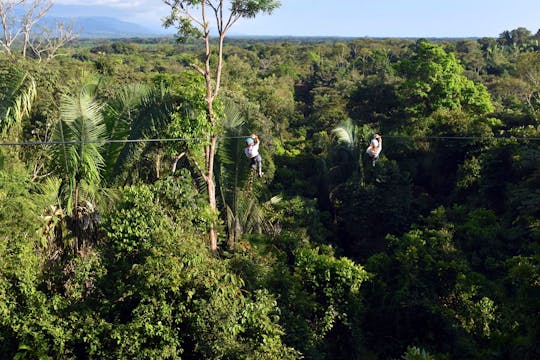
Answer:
[{"left": 0, "top": 13, "right": 539, "bottom": 359}]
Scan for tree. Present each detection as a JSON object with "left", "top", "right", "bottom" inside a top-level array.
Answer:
[
  {"left": 20, "top": 0, "right": 52, "bottom": 58},
  {"left": 0, "top": 0, "right": 23, "bottom": 55},
  {"left": 92, "top": 183, "right": 298, "bottom": 359},
  {"left": 331, "top": 118, "right": 372, "bottom": 186},
  {"left": 498, "top": 27, "right": 532, "bottom": 47},
  {"left": 515, "top": 51, "right": 540, "bottom": 115},
  {"left": 0, "top": 161, "right": 70, "bottom": 359},
  {"left": 51, "top": 73, "right": 107, "bottom": 251},
  {"left": 28, "top": 20, "right": 78, "bottom": 62},
  {"left": 162, "top": 0, "right": 281, "bottom": 251},
  {"left": 363, "top": 209, "right": 497, "bottom": 358},
  {"left": 396, "top": 39, "right": 494, "bottom": 120},
  {"left": 0, "top": 0, "right": 76, "bottom": 59},
  {"left": 283, "top": 245, "right": 369, "bottom": 359},
  {"left": 455, "top": 40, "right": 486, "bottom": 76},
  {"left": 106, "top": 81, "right": 179, "bottom": 184},
  {"left": 105, "top": 74, "right": 210, "bottom": 186},
  {"left": 215, "top": 103, "right": 250, "bottom": 245}
]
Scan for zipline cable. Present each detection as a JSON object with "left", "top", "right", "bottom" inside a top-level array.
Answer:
[
  {"left": 0, "top": 135, "right": 250, "bottom": 147},
  {"left": 0, "top": 134, "right": 539, "bottom": 147},
  {"left": 382, "top": 135, "right": 540, "bottom": 141}
]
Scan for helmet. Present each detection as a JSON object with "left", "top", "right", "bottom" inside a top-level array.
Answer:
[{"left": 245, "top": 137, "right": 254, "bottom": 144}]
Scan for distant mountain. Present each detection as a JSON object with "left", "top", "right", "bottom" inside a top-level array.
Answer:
[{"left": 43, "top": 16, "right": 172, "bottom": 39}]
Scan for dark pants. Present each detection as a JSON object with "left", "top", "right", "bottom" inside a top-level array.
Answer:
[
  {"left": 250, "top": 155, "right": 262, "bottom": 171},
  {"left": 368, "top": 153, "right": 379, "bottom": 166}
]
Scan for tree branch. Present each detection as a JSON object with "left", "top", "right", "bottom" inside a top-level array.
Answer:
[
  {"left": 171, "top": 152, "right": 185, "bottom": 173},
  {"left": 187, "top": 149, "right": 208, "bottom": 182},
  {"left": 191, "top": 63, "right": 206, "bottom": 76},
  {"left": 21, "top": 0, "right": 53, "bottom": 57},
  {"left": 163, "top": 0, "right": 205, "bottom": 28},
  {"left": 223, "top": 11, "right": 241, "bottom": 34},
  {"left": 29, "top": 21, "right": 78, "bottom": 62},
  {"left": 0, "top": 0, "right": 25, "bottom": 55}
]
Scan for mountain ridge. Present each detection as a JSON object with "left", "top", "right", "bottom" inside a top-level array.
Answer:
[{"left": 44, "top": 16, "right": 171, "bottom": 39}]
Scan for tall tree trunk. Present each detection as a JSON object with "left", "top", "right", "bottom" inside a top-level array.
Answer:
[
  {"left": 198, "top": 1, "right": 220, "bottom": 252},
  {"left": 207, "top": 135, "right": 218, "bottom": 251},
  {"left": 155, "top": 151, "right": 161, "bottom": 179},
  {"left": 74, "top": 183, "right": 79, "bottom": 254},
  {"left": 22, "top": 30, "right": 29, "bottom": 57},
  {"left": 208, "top": 176, "right": 218, "bottom": 250}
]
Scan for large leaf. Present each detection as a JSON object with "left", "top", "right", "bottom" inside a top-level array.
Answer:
[
  {"left": 0, "top": 64, "right": 36, "bottom": 139},
  {"left": 52, "top": 87, "right": 106, "bottom": 213},
  {"left": 102, "top": 83, "right": 151, "bottom": 181},
  {"left": 110, "top": 82, "right": 178, "bottom": 184}
]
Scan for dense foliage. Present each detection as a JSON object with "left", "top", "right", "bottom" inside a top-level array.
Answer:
[{"left": 0, "top": 25, "right": 539, "bottom": 359}]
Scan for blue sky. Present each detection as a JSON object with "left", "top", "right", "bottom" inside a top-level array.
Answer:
[{"left": 52, "top": 0, "right": 540, "bottom": 37}]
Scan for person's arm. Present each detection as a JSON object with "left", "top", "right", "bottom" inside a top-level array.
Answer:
[{"left": 251, "top": 134, "right": 259, "bottom": 144}]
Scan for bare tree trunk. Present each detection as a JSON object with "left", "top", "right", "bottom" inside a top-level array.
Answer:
[
  {"left": 22, "top": 26, "right": 30, "bottom": 57},
  {"left": 155, "top": 152, "right": 161, "bottom": 179},
  {"left": 207, "top": 135, "right": 218, "bottom": 251},
  {"left": 200, "top": 1, "right": 220, "bottom": 251},
  {"left": 208, "top": 176, "right": 218, "bottom": 249}
]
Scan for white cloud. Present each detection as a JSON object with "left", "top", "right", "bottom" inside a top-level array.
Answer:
[{"left": 54, "top": 0, "right": 147, "bottom": 8}]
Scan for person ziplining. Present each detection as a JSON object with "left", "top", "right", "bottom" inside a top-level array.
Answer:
[
  {"left": 244, "top": 134, "right": 264, "bottom": 177},
  {"left": 366, "top": 133, "right": 382, "bottom": 166}
]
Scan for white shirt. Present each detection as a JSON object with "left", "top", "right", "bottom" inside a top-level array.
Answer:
[
  {"left": 366, "top": 138, "right": 382, "bottom": 157},
  {"left": 244, "top": 142, "right": 260, "bottom": 158}
]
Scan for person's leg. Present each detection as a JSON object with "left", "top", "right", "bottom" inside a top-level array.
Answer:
[{"left": 256, "top": 155, "right": 263, "bottom": 176}]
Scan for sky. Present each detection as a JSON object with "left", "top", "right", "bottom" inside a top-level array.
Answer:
[{"left": 51, "top": 0, "right": 540, "bottom": 38}]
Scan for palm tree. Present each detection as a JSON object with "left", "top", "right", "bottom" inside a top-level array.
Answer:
[
  {"left": 216, "top": 103, "right": 250, "bottom": 246},
  {"left": 331, "top": 118, "right": 372, "bottom": 186},
  {"left": 109, "top": 82, "right": 185, "bottom": 185},
  {"left": 215, "top": 102, "right": 281, "bottom": 246},
  {"left": 51, "top": 74, "right": 106, "bottom": 251},
  {"left": 101, "top": 82, "right": 152, "bottom": 183}
]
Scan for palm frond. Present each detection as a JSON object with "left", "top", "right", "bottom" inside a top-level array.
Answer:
[
  {"left": 269, "top": 195, "right": 282, "bottom": 204},
  {"left": 102, "top": 83, "right": 147, "bottom": 182},
  {"left": 216, "top": 102, "right": 251, "bottom": 227},
  {"left": 111, "top": 83, "right": 176, "bottom": 184},
  {"left": 39, "top": 176, "right": 62, "bottom": 206},
  {"left": 332, "top": 118, "right": 356, "bottom": 149},
  {"left": 222, "top": 102, "right": 244, "bottom": 129},
  {"left": 52, "top": 85, "right": 107, "bottom": 214},
  {"left": 59, "top": 92, "right": 104, "bottom": 127},
  {"left": 240, "top": 198, "right": 258, "bottom": 233},
  {"left": 67, "top": 69, "right": 100, "bottom": 98},
  {"left": 117, "top": 83, "right": 150, "bottom": 112},
  {"left": 0, "top": 68, "right": 37, "bottom": 138},
  {"left": 330, "top": 120, "right": 375, "bottom": 186}
]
